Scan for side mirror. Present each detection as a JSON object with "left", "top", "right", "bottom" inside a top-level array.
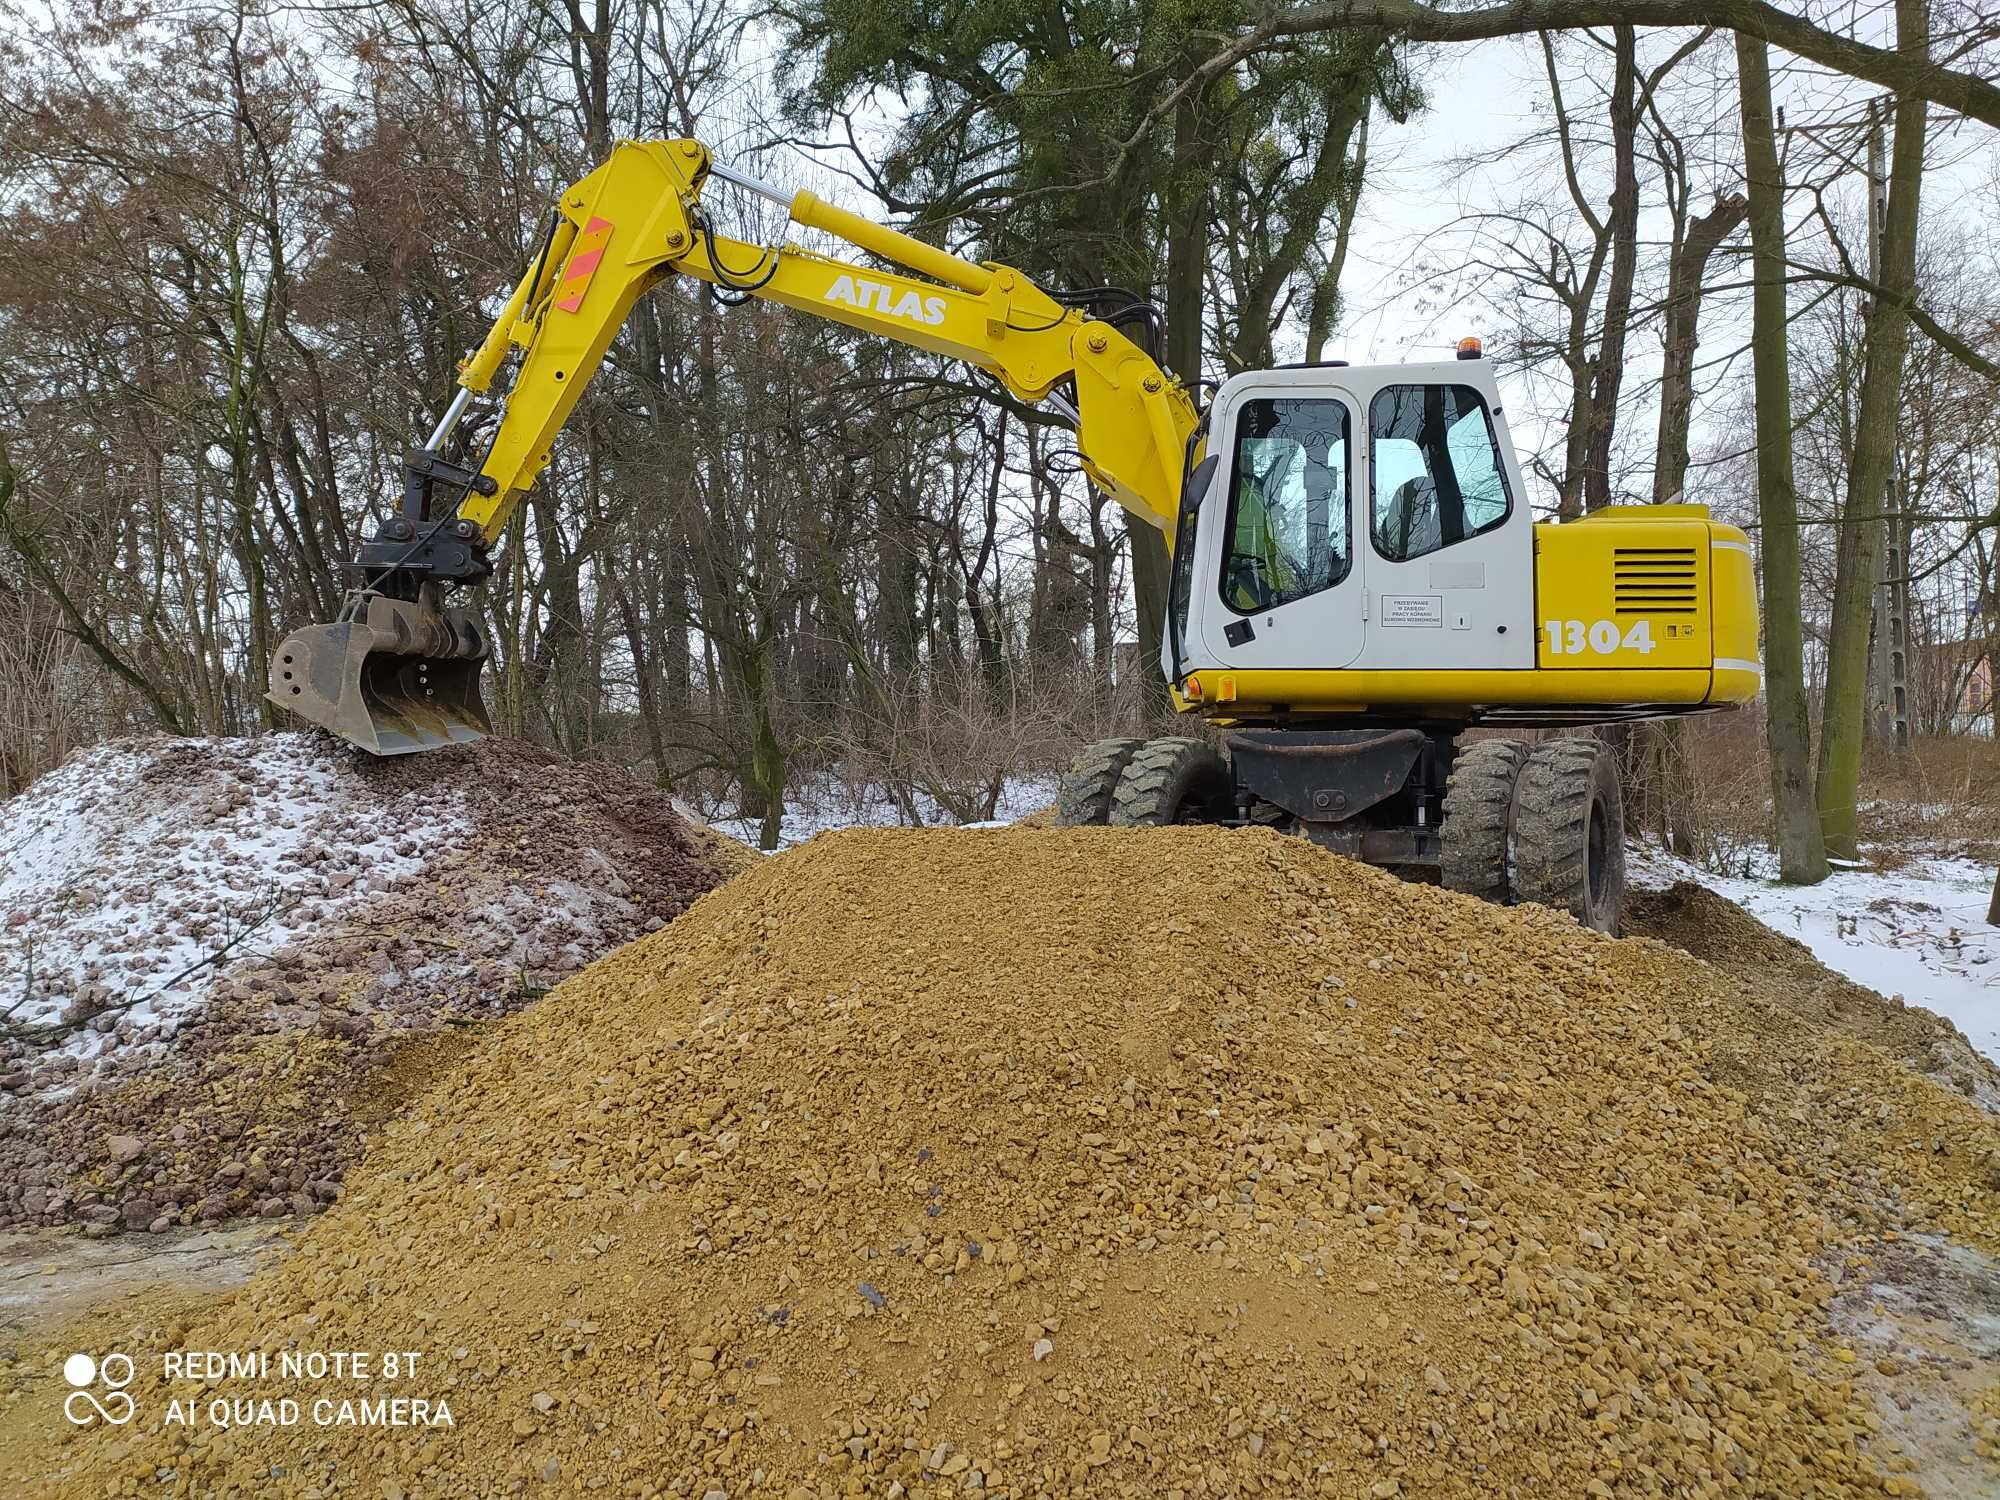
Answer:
[{"left": 1183, "top": 453, "right": 1220, "bottom": 515}]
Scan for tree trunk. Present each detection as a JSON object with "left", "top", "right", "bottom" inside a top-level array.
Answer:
[
  {"left": 602, "top": 553, "right": 669, "bottom": 782},
  {"left": 1645, "top": 189, "right": 1744, "bottom": 855},
  {"left": 1736, "top": 33, "right": 1827, "bottom": 886},
  {"left": 1580, "top": 25, "right": 1639, "bottom": 514},
  {"left": 1815, "top": 0, "right": 1928, "bottom": 859},
  {"left": 1087, "top": 494, "right": 1115, "bottom": 680},
  {"left": 1305, "top": 111, "right": 1369, "bottom": 365},
  {"left": 876, "top": 470, "right": 921, "bottom": 682},
  {"left": 1141, "top": 81, "right": 1208, "bottom": 719},
  {"left": 963, "top": 416, "right": 1009, "bottom": 700},
  {"left": 1653, "top": 194, "right": 1748, "bottom": 503},
  {"left": 1988, "top": 865, "right": 1999, "bottom": 926}
]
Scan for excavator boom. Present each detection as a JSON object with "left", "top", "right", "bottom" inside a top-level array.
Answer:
[{"left": 269, "top": 140, "right": 1196, "bottom": 752}]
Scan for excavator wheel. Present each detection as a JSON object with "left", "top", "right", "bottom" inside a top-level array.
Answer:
[
  {"left": 1513, "top": 738, "right": 1625, "bottom": 934},
  {"left": 1439, "top": 737, "right": 1530, "bottom": 904},
  {"left": 1054, "top": 738, "right": 1147, "bottom": 827},
  {"left": 1109, "top": 737, "right": 1233, "bottom": 827}
]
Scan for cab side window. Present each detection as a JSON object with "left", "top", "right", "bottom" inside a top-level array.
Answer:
[
  {"left": 1220, "top": 397, "right": 1350, "bottom": 614},
  {"left": 1370, "top": 384, "right": 1511, "bottom": 563}
]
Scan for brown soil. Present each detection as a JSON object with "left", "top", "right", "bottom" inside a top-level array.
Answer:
[
  {"left": 1626, "top": 881, "right": 2000, "bottom": 1109},
  {"left": 0, "top": 1222, "right": 287, "bottom": 1489},
  {"left": 0, "top": 1221, "right": 287, "bottom": 1339},
  {"left": 13, "top": 827, "right": 1998, "bottom": 1498}
]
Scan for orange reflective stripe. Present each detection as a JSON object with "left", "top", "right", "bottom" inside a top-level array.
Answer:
[{"left": 554, "top": 216, "right": 614, "bottom": 313}]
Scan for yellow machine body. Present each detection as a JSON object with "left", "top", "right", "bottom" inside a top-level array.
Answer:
[{"left": 1179, "top": 508, "right": 1760, "bottom": 725}]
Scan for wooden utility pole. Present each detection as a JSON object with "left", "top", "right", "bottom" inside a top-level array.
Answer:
[{"left": 1864, "top": 96, "right": 1913, "bottom": 752}]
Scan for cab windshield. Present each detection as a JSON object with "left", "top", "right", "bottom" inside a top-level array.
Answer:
[{"left": 1219, "top": 397, "right": 1350, "bottom": 615}]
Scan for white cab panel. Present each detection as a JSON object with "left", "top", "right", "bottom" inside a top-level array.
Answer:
[
  {"left": 1192, "top": 369, "right": 1364, "bottom": 672},
  {"left": 1179, "top": 361, "right": 1535, "bottom": 678},
  {"left": 1350, "top": 363, "right": 1534, "bottom": 672}
]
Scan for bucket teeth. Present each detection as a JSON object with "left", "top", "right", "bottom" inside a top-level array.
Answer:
[{"left": 268, "top": 595, "right": 492, "bottom": 755}]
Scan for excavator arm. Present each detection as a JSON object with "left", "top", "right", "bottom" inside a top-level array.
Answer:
[{"left": 270, "top": 139, "right": 1198, "bottom": 753}]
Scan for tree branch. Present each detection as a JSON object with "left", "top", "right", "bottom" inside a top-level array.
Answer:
[{"left": 1109, "top": 0, "right": 2000, "bottom": 190}]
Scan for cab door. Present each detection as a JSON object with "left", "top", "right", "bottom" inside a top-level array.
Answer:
[
  {"left": 1353, "top": 373, "right": 1534, "bottom": 670},
  {"left": 1192, "top": 378, "right": 1365, "bottom": 672}
]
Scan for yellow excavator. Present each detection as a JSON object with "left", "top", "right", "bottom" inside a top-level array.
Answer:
[{"left": 270, "top": 138, "right": 1761, "bottom": 930}]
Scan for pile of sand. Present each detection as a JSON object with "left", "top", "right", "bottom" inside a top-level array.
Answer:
[
  {"left": 28, "top": 827, "right": 2000, "bottom": 1497},
  {"left": 0, "top": 733, "right": 736, "bottom": 1233}
]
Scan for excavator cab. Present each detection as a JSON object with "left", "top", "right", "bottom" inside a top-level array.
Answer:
[{"left": 1165, "top": 356, "right": 1758, "bottom": 720}]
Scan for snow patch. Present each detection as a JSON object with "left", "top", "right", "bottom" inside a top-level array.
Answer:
[
  {"left": 0, "top": 734, "right": 467, "bottom": 1064},
  {"left": 707, "top": 773, "right": 1061, "bottom": 850}
]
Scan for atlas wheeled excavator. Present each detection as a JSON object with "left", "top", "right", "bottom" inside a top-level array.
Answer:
[{"left": 269, "top": 138, "right": 1762, "bottom": 931}]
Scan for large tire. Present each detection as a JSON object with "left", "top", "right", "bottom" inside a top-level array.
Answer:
[
  {"left": 1109, "top": 737, "right": 1234, "bottom": 826},
  {"left": 1513, "top": 738, "right": 1625, "bottom": 934},
  {"left": 1439, "top": 737, "right": 1529, "bottom": 903},
  {"left": 1054, "top": 737, "right": 1146, "bottom": 826}
]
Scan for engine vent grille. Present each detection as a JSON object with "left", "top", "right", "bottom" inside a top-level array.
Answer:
[{"left": 1613, "top": 547, "right": 1699, "bottom": 614}]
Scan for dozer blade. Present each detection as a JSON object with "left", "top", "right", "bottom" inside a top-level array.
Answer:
[{"left": 268, "top": 594, "right": 493, "bottom": 755}]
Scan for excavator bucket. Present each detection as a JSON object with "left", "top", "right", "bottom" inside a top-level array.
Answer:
[{"left": 268, "top": 593, "right": 492, "bottom": 755}]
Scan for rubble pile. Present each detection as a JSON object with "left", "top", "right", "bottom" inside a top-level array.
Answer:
[
  {"left": 0, "top": 733, "right": 732, "bottom": 1232},
  {"left": 1626, "top": 880, "right": 2000, "bottom": 1109},
  {"left": 38, "top": 827, "right": 2000, "bottom": 1497}
]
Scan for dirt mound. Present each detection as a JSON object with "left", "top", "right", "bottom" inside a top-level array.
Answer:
[
  {"left": 672, "top": 802, "right": 765, "bottom": 876},
  {"left": 0, "top": 733, "right": 730, "bottom": 1233},
  {"left": 29, "top": 827, "right": 2000, "bottom": 1498},
  {"left": 1627, "top": 880, "right": 2000, "bottom": 1109}
]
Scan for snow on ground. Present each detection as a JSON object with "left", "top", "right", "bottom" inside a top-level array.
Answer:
[
  {"left": 705, "top": 773, "right": 1062, "bottom": 850},
  {"left": 0, "top": 735, "right": 462, "bottom": 1055},
  {"left": 2, "top": 734, "right": 731, "bottom": 1230},
  {"left": 1630, "top": 842, "right": 2000, "bottom": 1064}
]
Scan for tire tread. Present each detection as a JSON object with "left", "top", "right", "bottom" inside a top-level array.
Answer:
[
  {"left": 1054, "top": 737, "right": 1146, "bottom": 827},
  {"left": 1439, "top": 738, "right": 1528, "bottom": 902},
  {"left": 1108, "top": 737, "right": 1230, "bottom": 827},
  {"left": 1513, "top": 738, "right": 1624, "bottom": 932}
]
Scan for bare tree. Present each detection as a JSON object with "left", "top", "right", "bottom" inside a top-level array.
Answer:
[
  {"left": 1815, "top": 0, "right": 1930, "bottom": 860},
  {"left": 1736, "top": 31, "right": 1827, "bottom": 884}
]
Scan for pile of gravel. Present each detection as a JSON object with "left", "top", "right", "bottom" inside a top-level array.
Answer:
[
  {"left": 43, "top": 826, "right": 1997, "bottom": 1498},
  {"left": 1626, "top": 880, "right": 2000, "bottom": 1109},
  {"left": 0, "top": 733, "right": 734, "bottom": 1232}
]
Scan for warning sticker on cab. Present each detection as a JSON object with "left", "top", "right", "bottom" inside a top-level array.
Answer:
[{"left": 1380, "top": 594, "right": 1443, "bottom": 627}]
